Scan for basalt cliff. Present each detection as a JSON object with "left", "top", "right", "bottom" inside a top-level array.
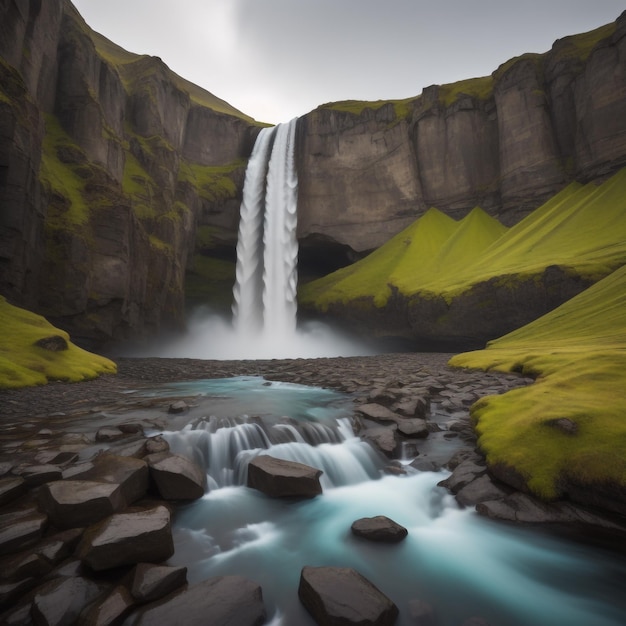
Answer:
[{"left": 1, "top": 0, "right": 626, "bottom": 347}]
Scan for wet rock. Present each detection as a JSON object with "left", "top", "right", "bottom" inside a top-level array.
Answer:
[
  {"left": 134, "top": 575, "right": 266, "bottom": 626},
  {"left": 356, "top": 403, "right": 402, "bottom": 423},
  {"left": 145, "top": 453, "right": 206, "bottom": 500},
  {"left": 396, "top": 418, "right": 429, "bottom": 438},
  {"left": 71, "top": 454, "right": 149, "bottom": 506},
  {"left": 0, "top": 512, "right": 47, "bottom": 556},
  {"left": 351, "top": 515, "right": 408, "bottom": 543},
  {"left": 0, "top": 578, "right": 38, "bottom": 610},
  {"left": 31, "top": 576, "right": 103, "bottom": 626},
  {"left": 438, "top": 459, "right": 487, "bottom": 494},
  {"left": 15, "top": 464, "right": 63, "bottom": 487},
  {"left": 145, "top": 435, "right": 169, "bottom": 455},
  {"left": 39, "top": 480, "right": 125, "bottom": 529},
  {"left": 392, "top": 394, "right": 429, "bottom": 419},
  {"left": 168, "top": 400, "right": 188, "bottom": 414},
  {"left": 361, "top": 426, "right": 398, "bottom": 454},
  {"left": 77, "top": 505, "right": 174, "bottom": 571},
  {"left": 247, "top": 455, "right": 323, "bottom": 498},
  {"left": 0, "top": 477, "right": 25, "bottom": 506},
  {"left": 130, "top": 563, "right": 188, "bottom": 603},
  {"left": 95, "top": 426, "right": 127, "bottom": 442},
  {"left": 299, "top": 565, "right": 398, "bottom": 626},
  {"left": 546, "top": 417, "right": 578, "bottom": 435},
  {"left": 455, "top": 475, "right": 510, "bottom": 507},
  {"left": 78, "top": 585, "right": 134, "bottom": 626}
]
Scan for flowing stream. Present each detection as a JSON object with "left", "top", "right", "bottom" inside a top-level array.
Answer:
[{"left": 137, "top": 377, "right": 626, "bottom": 626}]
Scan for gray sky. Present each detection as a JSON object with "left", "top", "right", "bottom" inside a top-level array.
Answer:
[{"left": 72, "top": 0, "right": 624, "bottom": 124}]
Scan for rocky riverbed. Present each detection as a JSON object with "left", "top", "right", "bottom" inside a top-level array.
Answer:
[{"left": 1, "top": 354, "right": 625, "bottom": 625}]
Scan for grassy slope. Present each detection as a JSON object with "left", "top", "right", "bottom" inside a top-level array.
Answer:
[
  {"left": 449, "top": 263, "right": 626, "bottom": 500},
  {"left": 0, "top": 297, "right": 117, "bottom": 388},
  {"left": 300, "top": 168, "right": 626, "bottom": 309}
]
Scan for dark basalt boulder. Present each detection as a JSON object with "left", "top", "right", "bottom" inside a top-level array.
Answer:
[
  {"left": 144, "top": 452, "right": 206, "bottom": 501},
  {"left": 299, "top": 566, "right": 398, "bottom": 626},
  {"left": 134, "top": 575, "right": 266, "bottom": 626},
  {"left": 351, "top": 515, "right": 408, "bottom": 543},
  {"left": 247, "top": 455, "right": 323, "bottom": 498}
]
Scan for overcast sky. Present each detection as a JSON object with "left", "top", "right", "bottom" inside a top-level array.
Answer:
[{"left": 72, "top": 0, "right": 624, "bottom": 125}]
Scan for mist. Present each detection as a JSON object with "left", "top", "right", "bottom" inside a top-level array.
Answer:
[{"left": 125, "top": 306, "right": 377, "bottom": 360}]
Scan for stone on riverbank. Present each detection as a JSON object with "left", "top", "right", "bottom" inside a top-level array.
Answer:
[
  {"left": 0, "top": 477, "right": 25, "bottom": 506},
  {"left": 39, "top": 480, "right": 125, "bottom": 529},
  {"left": 77, "top": 505, "right": 174, "bottom": 571},
  {"left": 31, "top": 576, "right": 103, "bottom": 626},
  {"left": 0, "top": 512, "right": 48, "bottom": 556},
  {"left": 130, "top": 563, "right": 188, "bottom": 604},
  {"left": 299, "top": 565, "right": 398, "bottom": 626},
  {"left": 247, "top": 455, "right": 323, "bottom": 498},
  {"left": 145, "top": 452, "right": 206, "bottom": 501},
  {"left": 351, "top": 515, "right": 408, "bottom": 543},
  {"left": 133, "top": 575, "right": 266, "bottom": 626},
  {"left": 79, "top": 585, "right": 134, "bottom": 626}
]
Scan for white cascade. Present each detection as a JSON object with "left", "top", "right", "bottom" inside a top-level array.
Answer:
[{"left": 232, "top": 118, "right": 299, "bottom": 341}]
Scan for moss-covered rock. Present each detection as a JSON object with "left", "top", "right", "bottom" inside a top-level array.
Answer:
[
  {"left": 0, "top": 296, "right": 116, "bottom": 388},
  {"left": 449, "top": 263, "right": 626, "bottom": 514}
]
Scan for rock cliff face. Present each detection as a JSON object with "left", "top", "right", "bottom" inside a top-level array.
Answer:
[
  {"left": 297, "top": 13, "right": 626, "bottom": 254},
  {"left": 1, "top": 1, "right": 625, "bottom": 345},
  {"left": 0, "top": 0, "right": 261, "bottom": 346}
]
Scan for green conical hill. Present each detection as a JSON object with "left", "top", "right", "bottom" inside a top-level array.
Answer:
[
  {"left": 300, "top": 168, "right": 626, "bottom": 309},
  {"left": 450, "top": 263, "right": 626, "bottom": 501},
  {"left": 301, "top": 208, "right": 458, "bottom": 307}
]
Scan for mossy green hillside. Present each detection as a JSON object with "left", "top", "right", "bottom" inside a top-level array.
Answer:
[
  {"left": 300, "top": 168, "right": 626, "bottom": 309},
  {"left": 449, "top": 262, "right": 626, "bottom": 501},
  {"left": 0, "top": 296, "right": 117, "bottom": 389}
]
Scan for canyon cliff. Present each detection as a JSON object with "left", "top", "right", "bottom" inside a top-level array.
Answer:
[{"left": 1, "top": 1, "right": 625, "bottom": 346}]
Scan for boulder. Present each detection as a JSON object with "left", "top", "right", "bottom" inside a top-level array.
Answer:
[
  {"left": 95, "top": 427, "right": 127, "bottom": 442},
  {"left": 134, "top": 575, "right": 266, "bottom": 626},
  {"left": 351, "top": 516, "right": 408, "bottom": 543},
  {"left": 130, "top": 563, "right": 188, "bottom": 604},
  {"left": 168, "top": 401, "right": 189, "bottom": 414},
  {"left": 77, "top": 505, "right": 174, "bottom": 571},
  {"left": 247, "top": 455, "right": 323, "bottom": 498},
  {"left": 31, "top": 576, "right": 103, "bottom": 626},
  {"left": 396, "top": 418, "right": 429, "bottom": 438},
  {"left": 455, "top": 475, "right": 510, "bottom": 507},
  {"left": 14, "top": 464, "right": 63, "bottom": 487},
  {"left": 361, "top": 426, "right": 398, "bottom": 454},
  {"left": 39, "top": 480, "right": 125, "bottom": 529},
  {"left": 78, "top": 585, "right": 134, "bottom": 626},
  {"left": 145, "top": 453, "right": 206, "bottom": 500},
  {"left": 71, "top": 454, "right": 149, "bottom": 506},
  {"left": 392, "top": 395, "right": 429, "bottom": 419},
  {"left": 299, "top": 566, "right": 398, "bottom": 626},
  {"left": 0, "top": 477, "right": 25, "bottom": 506},
  {"left": 0, "top": 513, "right": 47, "bottom": 556},
  {"left": 356, "top": 403, "right": 402, "bottom": 423}
]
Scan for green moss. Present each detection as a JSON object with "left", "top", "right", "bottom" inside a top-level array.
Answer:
[
  {"left": 302, "top": 168, "right": 626, "bottom": 311},
  {"left": 438, "top": 76, "right": 493, "bottom": 107},
  {"left": 318, "top": 97, "right": 416, "bottom": 121},
  {"left": 178, "top": 160, "right": 243, "bottom": 203},
  {"left": 449, "top": 263, "right": 626, "bottom": 499},
  {"left": 550, "top": 23, "right": 616, "bottom": 65},
  {"left": 494, "top": 52, "right": 543, "bottom": 80},
  {"left": 0, "top": 296, "right": 116, "bottom": 388}
]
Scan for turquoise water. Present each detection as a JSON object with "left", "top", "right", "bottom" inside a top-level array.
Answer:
[{"left": 141, "top": 378, "right": 626, "bottom": 626}]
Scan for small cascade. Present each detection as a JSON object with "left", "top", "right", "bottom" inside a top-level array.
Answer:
[
  {"left": 162, "top": 414, "right": 382, "bottom": 491},
  {"left": 232, "top": 118, "right": 299, "bottom": 343}
]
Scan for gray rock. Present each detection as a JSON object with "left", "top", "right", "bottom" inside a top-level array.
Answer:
[
  {"left": 0, "top": 513, "right": 47, "bottom": 556},
  {"left": 39, "top": 480, "right": 125, "bottom": 529},
  {"left": 168, "top": 401, "right": 189, "bottom": 414},
  {"left": 0, "top": 477, "right": 25, "bottom": 506},
  {"left": 95, "top": 427, "right": 126, "bottom": 442},
  {"left": 77, "top": 505, "right": 174, "bottom": 571},
  {"left": 438, "top": 459, "right": 487, "bottom": 494},
  {"left": 0, "top": 578, "right": 38, "bottom": 611},
  {"left": 299, "top": 566, "right": 398, "bottom": 626},
  {"left": 247, "top": 455, "right": 322, "bottom": 498},
  {"left": 31, "top": 576, "right": 103, "bottom": 626},
  {"left": 356, "top": 403, "right": 402, "bottom": 423},
  {"left": 78, "top": 585, "right": 134, "bottom": 626},
  {"left": 456, "top": 475, "right": 510, "bottom": 507},
  {"left": 16, "top": 464, "right": 63, "bottom": 487},
  {"left": 34, "top": 335, "right": 68, "bottom": 351},
  {"left": 134, "top": 576, "right": 266, "bottom": 626},
  {"left": 145, "top": 453, "right": 206, "bottom": 500},
  {"left": 392, "top": 394, "right": 429, "bottom": 419},
  {"left": 145, "top": 436, "right": 169, "bottom": 455},
  {"left": 71, "top": 454, "right": 149, "bottom": 506},
  {"left": 351, "top": 515, "right": 408, "bottom": 543},
  {"left": 396, "top": 418, "right": 429, "bottom": 438},
  {"left": 362, "top": 426, "right": 398, "bottom": 454},
  {"left": 130, "top": 563, "right": 188, "bottom": 604}
]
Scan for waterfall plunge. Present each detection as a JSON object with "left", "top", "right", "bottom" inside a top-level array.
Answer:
[{"left": 232, "top": 120, "right": 299, "bottom": 342}]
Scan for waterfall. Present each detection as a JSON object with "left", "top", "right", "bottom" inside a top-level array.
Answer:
[{"left": 232, "top": 118, "right": 299, "bottom": 341}]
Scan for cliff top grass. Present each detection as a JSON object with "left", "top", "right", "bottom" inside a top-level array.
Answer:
[
  {"left": 0, "top": 297, "right": 117, "bottom": 389},
  {"left": 89, "top": 30, "right": 260, "bottom": 124},
  {"left": 300, "top": 168, "right": 626, "bottom": 309},
  {"left": 317, "top": 97, "right": 417, "bottom": 120},
  {"left": 449, "top": 262, "right": 626, "bottom": 500}
]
